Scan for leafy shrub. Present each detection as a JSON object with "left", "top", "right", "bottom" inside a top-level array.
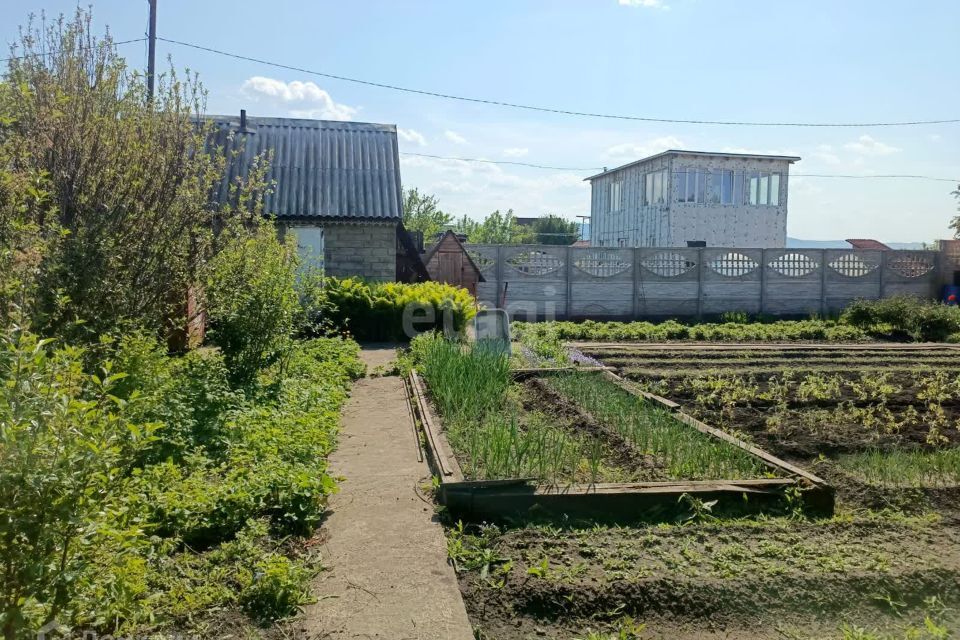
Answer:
[
  {"left": 0, "top": 332, "right": 361, "bottom": 637},
  {"left": 324, "top": 277, "right": 476, "bottom": 341},
  {"left": 842, "top": 296, "right": 960, "bottom": 342},
  {"left": 0, "top": 326, "right": 151, "bottom": 634},
  {"left": 295, "top": 265, "right": 338, "bottom": 338},
  {"left": 112, "top": 333, "right": 241, "bottom": 463},
  {"left": 1, "top": 10, "right": 272, "bottom": 342},
  {"left": 135, "top": 337, "right": 360, "bottom": 548},
  {"left": 203, "top": 224, "right": 301, "bottom": 387}
]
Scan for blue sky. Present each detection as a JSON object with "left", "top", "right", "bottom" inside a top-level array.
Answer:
[{"left": 5, "top": 0, "right": 959, "bottom": 242}]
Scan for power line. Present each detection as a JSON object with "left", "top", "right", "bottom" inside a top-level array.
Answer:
[
  {"left": 793, "top": 173, "right": 959, "bottom": 183},
  {"left": 0, "top": 37, "right": 148, "bottom": 64},
  {"left": 402, "top": 151, "right": 960, "bottom": 182},
  {"left": 402, "top": 151, "right": 600, "bottom": 172},
  {"left": 157, "top": 36, "right": 958, "bottom": 129}
]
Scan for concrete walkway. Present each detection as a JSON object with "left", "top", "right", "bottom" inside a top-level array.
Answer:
[{"left": 298, "top": 347, "right": 474, "bottom": 640}]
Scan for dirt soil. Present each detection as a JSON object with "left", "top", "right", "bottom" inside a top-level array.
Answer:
[
  {"left": 454, "top": 344, "right": 960, "bottom": 639},
  {"left": 461, "top": 516, "right": 960, "bottom": 639}
]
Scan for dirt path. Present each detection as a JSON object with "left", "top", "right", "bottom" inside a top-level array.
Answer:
[{"left": 297, "top": 346, "right": 474, "bottom": 640}]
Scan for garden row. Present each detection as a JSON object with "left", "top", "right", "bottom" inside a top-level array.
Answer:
[
  {"left": 408, "top": 333, "right": 830, "bottom": 525},
  {"left": 514, "top": 296, "right": 960, "bottom": 352},
  {"left": 441, "top": 323, "right": 960, "bottom": 639},
  {"left": 578, "top": 344, "right": 960, "bottom": 497}
]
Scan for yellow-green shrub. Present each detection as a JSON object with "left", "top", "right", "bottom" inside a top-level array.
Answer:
[{"left": 324, "top": 277, "right": 477, "bottom": 341}]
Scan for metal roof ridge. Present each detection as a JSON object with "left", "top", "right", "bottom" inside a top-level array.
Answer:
[{"left": 584, "top": 149, "right": 802, "bottom": 181}]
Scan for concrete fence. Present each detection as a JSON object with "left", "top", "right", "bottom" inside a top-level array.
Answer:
[{"left": 465, "top": 244, "right": 945, "bottom": 320}]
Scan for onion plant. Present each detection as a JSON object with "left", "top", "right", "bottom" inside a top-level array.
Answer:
[
  {"left": 839, "top": 448, "right": 960, "bottom": 488},
  {"left": 545, "top": 372, "right": 769, "bottom": 480}
]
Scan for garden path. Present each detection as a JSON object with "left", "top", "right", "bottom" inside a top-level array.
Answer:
[{"left": 297, "top": 346, "right": 474, "bottom": 640}]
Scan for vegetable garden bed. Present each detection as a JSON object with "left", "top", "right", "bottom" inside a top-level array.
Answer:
[
  {"left": 407, "top": 361, "right": 832, "bottom": 521},
  {"left": 445, "top": 337, "right": 960, "bottom": 640},
  {"left": 577, "top": 342, "right": 960, "bottom": 507}
]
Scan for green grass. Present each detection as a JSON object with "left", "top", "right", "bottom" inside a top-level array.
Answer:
[
  {"left": 545, "top": 372, "right": 770, "bottom": 480},
  {"left": 839, "top": 448, "right": 960, "bottom": 487}
]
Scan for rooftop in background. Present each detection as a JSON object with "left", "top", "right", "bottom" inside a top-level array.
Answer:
[
  {"left": 585, "top": 149, "right": 802, "bottom": 181},
  {"left": 206, "top": 114, "right": 403, "bottom": 221},
  {"left": 846, "top": 238, "right": 892, "bottom": 250}
]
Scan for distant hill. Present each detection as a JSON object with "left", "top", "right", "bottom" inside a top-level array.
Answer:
[
  {"left": 787, "top": 237, "right": 927, "bottom": 250},
  {"left": 574, "top": 227, "right": 926, "bottom": 250}
]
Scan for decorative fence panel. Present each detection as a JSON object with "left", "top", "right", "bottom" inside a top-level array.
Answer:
[{"left": 466, "top": 245, "right": 944, "bottom": 321}]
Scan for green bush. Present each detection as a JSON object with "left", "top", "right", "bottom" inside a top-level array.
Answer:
[
  {"left": 324, "top": 277, "right": 477, "bottom": 341},
  {"left": 112, "top": 333, "right": 241, "bottom": 463},
  {"left": 0, "top": 326, "right": 151, "bottom": 636},
  {"left": 841, "top": 296, "right": 960, "bottom": 342},
  {"left": 135, "top": 337, "right": 360, "bottom": 548},
  {"left": 203, "top": 224, "right": 301, "bottom": 387},
  {"left": 1, "top": 332, "right": 361, "bottom": 637}
]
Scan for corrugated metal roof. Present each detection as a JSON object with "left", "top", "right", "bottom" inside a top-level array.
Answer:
[
  {"left": 846, "top": 238, "right": 892, "bottom": 250},
  {"left": 207, "top": 115, "right": 402, "bottom": 221},
  {"left": 585, "top": 149, "right": 802, "bottom": 181}
]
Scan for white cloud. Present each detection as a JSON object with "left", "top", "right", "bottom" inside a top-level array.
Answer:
[
  {"left": 240, "top": 76, "right": 356, "bottom": 120},
  {"left": 720, "top": 146, "right": 801, "bottom": 157},
  {"left": 397, "top": 128, "right": 427, "bottom": 146},
  {"left": 503, "top": 147, "right": 529, "bottom": 157},
  {"left": 618, "top": 0, "right": 669, "bottom": 9},
  {"left": 843, "top": 135, "right": 900, "bottom": 157},
  {"left": 811, "top": 144, "right": 841, "bottom": 166},
  {"left": 444, "top": 130, "right": 468, "bottom": 145},
  {"left": 399, "top": 153, "right": 589, "bottom": 217},
  {"left": 606, "top": 135, "right": 685, "bottom": 159}
]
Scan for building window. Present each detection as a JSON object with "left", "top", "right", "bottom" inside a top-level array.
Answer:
[
  {"left": 644, "top": 169, "right": 667, "bottom": 206},
  {"left": 609, "top": 180, "right": 623, "bottom": 212},
  {"left": 677, "top": 169, "right": 707, "bottom": 204},
  {"left": 711, "top": 169, "right": 735, "bottom": 205},
  {"left": 746, "top": 171, "right": 781, "bottom": 206}
]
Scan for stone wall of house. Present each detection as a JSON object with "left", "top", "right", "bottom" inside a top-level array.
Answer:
[{"left": 323, "top": 221, "right": 396, "bottom": 281}]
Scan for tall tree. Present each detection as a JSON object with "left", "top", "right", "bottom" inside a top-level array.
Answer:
[
  {"left": 951, "top": 184, "right": 960, "bottom": 238},
  {"left": 402, "top": 188, "right": 452, "bottom": 241},
  {"left": 533, "top": 214, "right": 580, "bottom": 245},
  {"left": 0, "top": 9, "right": 265, "bottom": 342}
]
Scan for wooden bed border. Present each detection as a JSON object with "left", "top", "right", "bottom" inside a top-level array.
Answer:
[{"left": 406, "top": 368, "right": 834, "bottom": 521}]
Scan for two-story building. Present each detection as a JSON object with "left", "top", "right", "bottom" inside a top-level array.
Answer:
[{"left": 586, "top": 150, "right": 800, "bottom": 248}]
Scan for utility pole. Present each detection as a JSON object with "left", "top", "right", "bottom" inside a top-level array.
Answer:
[{"left": 146, "top": 0, "right": 157, "bottom": 100}]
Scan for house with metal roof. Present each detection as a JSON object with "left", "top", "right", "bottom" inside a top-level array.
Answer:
[
  {"left": 207, "top": 112, "right": 427, "bottom": 281},
  {"left": 586, "top": 150, "right": 800, "bottom": 248}
]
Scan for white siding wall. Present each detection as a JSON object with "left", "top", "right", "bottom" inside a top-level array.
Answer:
[
  {"left": 589, "top": 153, "right": 791, "bottom": 248},
  {"left": 591, "top": 154, "right": 672, "bottom": 248}
]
